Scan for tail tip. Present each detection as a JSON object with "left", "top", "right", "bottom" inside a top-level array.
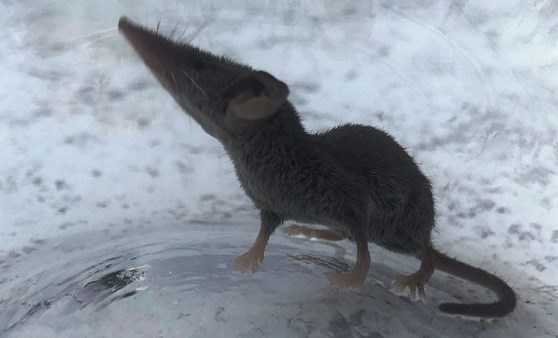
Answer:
[{"left": 438, "top": 302, "right": 515, "bottom": 318}]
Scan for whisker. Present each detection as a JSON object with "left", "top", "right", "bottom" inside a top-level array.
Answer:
[
  {"left": 186, "top": 18, "right": 213, "bottom": 42},
  {"left": 63, "top": 28, "right": 116, "bottom": 49},
  {"left": 170, "top": 71, "right": 178, "bottom": 91},
  {"left": 79, "top": 28, "right": 117, "bottom": 39},
  {"left": 81, "top": 34, "right": 113, "bottom": 45},
  {"left": 182, "top": 69, "right": 208, "bottom": 98}
]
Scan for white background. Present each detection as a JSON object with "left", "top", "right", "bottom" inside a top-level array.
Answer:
[{"left": 0, "top": 1, "right": 557, "bottom": 337}]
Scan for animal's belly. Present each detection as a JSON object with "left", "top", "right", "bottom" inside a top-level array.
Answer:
[{"left": 245, "top": 186, "right": 339, "bottom": 226}]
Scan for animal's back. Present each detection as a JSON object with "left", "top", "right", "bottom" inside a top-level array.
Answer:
[{"left": 311, "top": 124, "right": 435, "bottom": 253}]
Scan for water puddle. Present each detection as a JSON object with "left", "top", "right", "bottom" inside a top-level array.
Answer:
[{"left": 0, "top": 223, "right": 537, "bottom": 337}]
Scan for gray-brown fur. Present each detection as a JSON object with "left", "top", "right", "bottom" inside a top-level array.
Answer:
[{"left": 118, "top": 17, "right": 516, "bottom": 318}]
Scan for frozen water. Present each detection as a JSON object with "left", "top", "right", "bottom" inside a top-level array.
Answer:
[
  {"left": 1, "top": 222, "right": 554, "bottom": 337},
  {"left": 1, "top": 0, "right": 557, "bottom": 337}
]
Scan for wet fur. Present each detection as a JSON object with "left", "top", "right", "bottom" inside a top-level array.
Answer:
[
  {"left": 226, "top": 107, "right": 434, "bottom": 253},
  {"left": 119, "top": 17, "right": 516, "bottom": 318}
]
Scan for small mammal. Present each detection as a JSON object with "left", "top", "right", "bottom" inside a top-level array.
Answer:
[{"left": 118, "top": 17, "right": 516, "bottom": 317}]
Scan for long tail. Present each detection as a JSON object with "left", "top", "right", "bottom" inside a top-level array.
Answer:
[{"left": 431, "top": 248, "right": 517, "bottom": 317}]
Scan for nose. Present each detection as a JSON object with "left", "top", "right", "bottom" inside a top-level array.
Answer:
[{"left": 119, "top": 17, "right": 182, "bottom": 80}]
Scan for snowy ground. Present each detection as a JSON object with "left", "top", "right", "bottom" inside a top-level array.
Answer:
[{"left": 0, "top": 0, "right": 557, "bottom": 337}]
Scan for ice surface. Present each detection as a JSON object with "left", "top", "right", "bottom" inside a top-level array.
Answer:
[
  {"left": 0, "top": 0, "right": 557, "bottom": 337},
  {"left": 0, "top": 222, "right": 554, "bottom": 337}
]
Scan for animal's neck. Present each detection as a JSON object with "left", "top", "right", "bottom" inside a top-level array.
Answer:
[
  {"left": 226, "top": 104, "right": 308, "bottom": 155},
  {"left": 223, "top": 106, "right": 315, "bottom": 214}
]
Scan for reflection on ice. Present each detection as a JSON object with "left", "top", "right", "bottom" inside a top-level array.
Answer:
[{"left": 0, "top": 222, "right": 548, "bottom": 337}]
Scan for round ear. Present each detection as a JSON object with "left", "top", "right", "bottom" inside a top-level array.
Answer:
[{"left": 222, "top": 71, "right": 289, "bottom": 121}]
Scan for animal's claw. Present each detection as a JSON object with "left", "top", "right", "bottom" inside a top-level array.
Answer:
[
  {"left": 392, "top": 275, "right": 427, "bottom": 302},
  {"left": 233, "top": 250, "right": 263, "bottom": 274}
]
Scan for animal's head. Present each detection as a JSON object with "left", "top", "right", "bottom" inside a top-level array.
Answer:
[{"left": 118, "top": 17, "right": 290, "bottom": 140}]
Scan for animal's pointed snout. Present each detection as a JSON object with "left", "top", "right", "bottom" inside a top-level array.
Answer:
[
  {"left": 118, "top": 16, "right": 263, "bottom": 137},
  {"left": 118, "top": 16, "right": 184, "bottom": 80}
]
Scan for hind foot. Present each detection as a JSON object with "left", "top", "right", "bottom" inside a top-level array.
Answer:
[
  {"left": 391, "top": 274, "right": 427, "bottom": 302},
  {"left": 282, "top": 224, "right": 311, "bottom": 237},
  {"left": 392, "top": 244, "right": 434, "bottom": 301},
  {"left": 282, "top": 224, "right": 344, "bottom": 241}
]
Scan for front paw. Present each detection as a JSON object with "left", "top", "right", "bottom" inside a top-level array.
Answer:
[
  {"left": 233, "top": 250, "right": 263, "bottom": 274},
  {"left": 326, "top": 271, "right": 365, "bottom": 289}
]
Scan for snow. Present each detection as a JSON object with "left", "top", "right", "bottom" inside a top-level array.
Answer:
[{"left": 0, "top": 0, "right": 557, "bottom": 337}]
